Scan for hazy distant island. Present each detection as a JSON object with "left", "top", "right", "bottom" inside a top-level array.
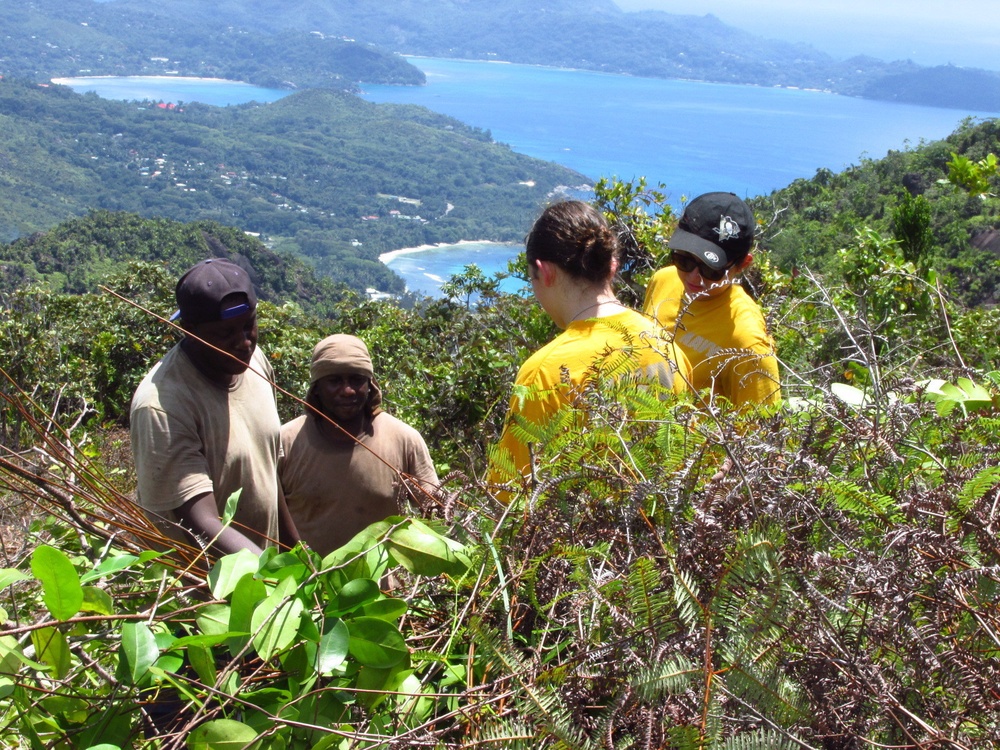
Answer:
[{"left": 3, "top": 0, "right": 999, "bottom": 111}]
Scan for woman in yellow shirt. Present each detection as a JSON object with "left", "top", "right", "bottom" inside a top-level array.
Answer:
[{"left": 491, "top": 200, "right": 692, "bottom": 486}]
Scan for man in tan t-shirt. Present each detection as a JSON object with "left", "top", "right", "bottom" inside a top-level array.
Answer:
[
  {"left": 279, "top": 334, "right": 439, "bottom": 556},
  {"left": 130, "top": 257, "right": 299, "bottom": 557}
]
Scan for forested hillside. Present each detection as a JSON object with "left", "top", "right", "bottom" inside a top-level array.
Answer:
[
  {"left": 0, "top": 78, "right": 585, "bottom": 292},
  {"left": 750, "top": 117, "right": 1000, "bottom": 307},
  {"left": 0, "top": 0, "right": 423, "bottom": 88},
  {"left": 0, "top": 211, "right": 347, "bottom": 313}
]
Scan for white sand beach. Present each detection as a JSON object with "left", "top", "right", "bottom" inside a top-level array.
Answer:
[{"left": 378, "top": 239, "right": 496, "bottom": 265}]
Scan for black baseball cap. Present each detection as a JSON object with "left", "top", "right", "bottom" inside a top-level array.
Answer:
[
  {"left": 668, "top": 192, "right": 756, "bottom": 270},
  {"left": 172, "top": 258, "right": 257, "bottom": 324}
]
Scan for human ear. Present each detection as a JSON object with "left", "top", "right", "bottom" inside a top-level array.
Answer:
[
  {"left": 537, "top": 259, "right": 558, "bottom": 287},
  {"left": 737, "top": 253, "right": 754, "bottom": 272}
]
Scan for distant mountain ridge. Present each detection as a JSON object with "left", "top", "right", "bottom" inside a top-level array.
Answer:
[
  {"left": 3, "top": 0, "right": 997, "bottom": 110},
  {"left": 105, "top": 0, "right": 1000, "bottom": 111},
  {"left": 0, "top": 0, "right": 424, "bottom": 88}
]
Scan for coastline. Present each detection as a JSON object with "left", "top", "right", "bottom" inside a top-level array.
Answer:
[
  {"left": 378, "top": 239, "right": 515, "bottom": 265},
  {"left": 52, "top": 75, "right": 244, "bottom": 85}
]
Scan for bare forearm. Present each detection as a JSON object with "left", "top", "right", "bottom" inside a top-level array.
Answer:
[{"left": 176, "top": 492, "right": 264, "bottom": 557}]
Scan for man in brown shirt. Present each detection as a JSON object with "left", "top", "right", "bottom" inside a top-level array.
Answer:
[
  {"left": 131, "top": 258, "right": 298, "bottom": 557},
  {"left": 279, "top": 334, "right": 439, "bottom": 556}
]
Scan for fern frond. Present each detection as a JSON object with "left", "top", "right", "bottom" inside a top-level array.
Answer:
[
  {"left": 474, "top": 718, "right": 545, "bottom": 749},
  {"left": 823, "top": 478, "right": 899, "bottom": 523},
  {"left": 631, "top": 653, "right": 698, "bottom": 702},
  {"left": 721, "top": 728, "right": 808, "bottom": 750},
  {"left": 625, "top": 556, "right": 670, "bottom": 630},
  {"left": 471, "top": 621, "right": 594, "bottom": 750},
  {"left": 957, "top": 465, "right": 1000, "bottom": 509},
  {"left": 721, "top": 664, "right": 807, "bottom": 726},
  {"left": 665, "top": 725, "right": 704, "bottom": 750},
  {"left": 671, "top": 564, "right": 704, "bottom": 630}
]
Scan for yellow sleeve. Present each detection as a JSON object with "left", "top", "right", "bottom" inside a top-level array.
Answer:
[{"left": 725, "top": 344, "right": 781, "bottom": 408}]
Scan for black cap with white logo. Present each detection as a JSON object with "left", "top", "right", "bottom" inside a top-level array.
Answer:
[{"left": 668, "top": 192, "right": 756, "bottom": 270}]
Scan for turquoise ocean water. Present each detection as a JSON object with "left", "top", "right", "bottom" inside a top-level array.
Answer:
[
  {"left": 56, "top": 63, "right": 1000, "bottom": 296},
  {"left": 360, "top": 58, "right": 999, "bottom": 201}
]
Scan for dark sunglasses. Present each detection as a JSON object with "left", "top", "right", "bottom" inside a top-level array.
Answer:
[{"left": 670, "top": 250, "right": 731, "bottom": 282}]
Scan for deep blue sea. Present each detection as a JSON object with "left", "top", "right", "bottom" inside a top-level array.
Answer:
[
  {"left": 55, "top": 63, "right": 1000, "bottom": 296},
  {"left": 360, "top": 57, "right": 999, "bottom": 201}
]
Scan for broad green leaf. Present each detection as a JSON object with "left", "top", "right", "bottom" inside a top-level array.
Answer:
[
  {"left": 354, "top": 663, "right": 412, "bottom": 709},
  {"left": 80, "top": 586, "right": 115, "bottom": 616},
  {"left": 188, "top": 643, "right": 218, "bottom": 686},
  {"left": 221, "top": 488, "right": 242, "bottom": 527},
  {"left": 397, "top": 671, "right": 433, "bottom": 721},
  {"left": 347, "top": 617, "right": 408, "bottom": 669},
  {"left": 321, "top": 520, "right": 394, "bottom": 579},
  {"left": 228, "top": 573, "right": 267, "bottom": 657},
  {"left": 31, "top": 545, "right": 84, "bottom": 620},
  {"left": 196, "top": 603, "right": 232, "bottom": 636},
  {"left": 280, "top": 638, "right": 317, "bottom": 682},
  {"left": 187, "top": 718, "right": 260, "bottom": 749},
  {"left": 154, "top": 631, "right": 178, "bottom": 650},
  {"left": 251, "top": 593, "right": 305, "bottom": 661},
  {"left": 153, "top": 651, "right": 184, "bottom": 676},
  {"left": 0, "top": 677, "right": 13, "bottom": 700},
  {"left": 317, "top": 619, "right": 350, "bottom": 675},
  {"left": 42, "top": 694, "right": 88, "bottom": 722},
  {"left": 80, "top": 554, "right": 139, "bottom": 583},
  {"left": 386, "top": 519, "right": 470, "bottom": 577},
  {"left": 0, "top": 634, "right": 46, "bottom": 673},
  {"left": 922, "top": 377, "right": 995, "bottom": 416},
  {"left": 171, "top": 633, "right": 238, "bottom": 650},
  {"left": 118, "top": 622, "right": 159, "bottom": 685},
  {"left": 310, "top": 734, "right": 352, "bottom": 750},
  {"left": 83, "top": 745, "right": 121, "bottom": 750},
  {"left": 259, "top": 550, "right": 305, "bottom": 572},
  {"left": 955, "top": 377, "right": 991, "bottom": 401},
  {"left": 333, "top": 578, "right": 380, "bottom": 614},
  {"left": 362, "top": 598, "right": 407, "bottom": 622},
  {"left": 31, "top": 626, "right": 71, "bottom": 679},
  {"left": 0, "top": 569, "right": 29, "bottom": 591},
  {"left": 209, "top": 550, "right": 260, "bottom": 599}
]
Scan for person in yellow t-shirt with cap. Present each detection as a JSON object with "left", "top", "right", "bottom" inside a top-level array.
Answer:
[{"left": 643, "top": 192, "right": 780, "bottom": 409}]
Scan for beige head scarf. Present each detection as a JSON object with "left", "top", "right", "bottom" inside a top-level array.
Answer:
[{"left": 306, "top": 334, "right": 383, "bottom": 415}]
